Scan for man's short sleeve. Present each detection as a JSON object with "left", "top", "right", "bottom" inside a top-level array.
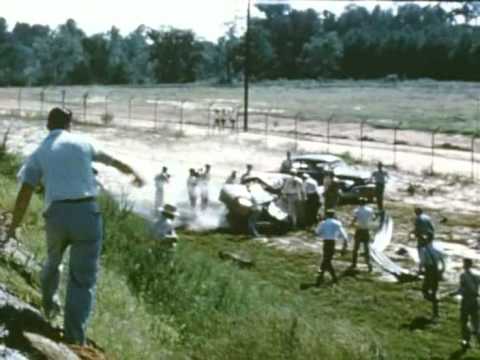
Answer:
[
  {"left": 90, "top": 141, "right": 114, "bottom": 166},
  {"left": 21, "top": 154, "right": 42, "bottom": 187}
]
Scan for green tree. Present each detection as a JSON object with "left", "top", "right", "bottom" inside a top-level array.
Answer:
[
  {"left": 300, "top": 32, "right": 343, "bottom": 78},
  {"left": 148, "top": 28, "right": 202, "bottom": 83}
]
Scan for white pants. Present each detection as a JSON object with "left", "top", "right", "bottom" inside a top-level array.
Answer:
[
  {"left": 286, "top": 194, "right": 298, "bottom": 227},
  {"left": 155, "top": 187, "right": 164, "bottom": 213}
]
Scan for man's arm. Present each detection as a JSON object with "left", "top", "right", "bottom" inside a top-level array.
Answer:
[
  {"left": 7, "top": 183, "right": 34, "bottom": 239},
  {"left": 94, "top": 151, "right": 144, "bottom": 186}
]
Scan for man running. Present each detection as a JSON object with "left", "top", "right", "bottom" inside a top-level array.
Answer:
[
  {"left": 419, "top": 242, "right": 445, "bottom": 320},
  {"left": 450, "top": 258, "right": 480, "bottom": 349}
]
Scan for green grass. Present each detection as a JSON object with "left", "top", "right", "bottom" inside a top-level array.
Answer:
[{"left": 1, "top": 152, "right": 478, "bottom": 359}]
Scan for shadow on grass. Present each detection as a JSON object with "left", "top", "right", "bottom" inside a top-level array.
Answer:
[
  {"left": 448, "top": 347, "right": 480, "bottom": 360},
  {"left": 400, "top": 316, "right": 435, "bottom": 331}
]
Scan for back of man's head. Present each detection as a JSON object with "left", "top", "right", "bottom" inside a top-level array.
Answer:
[
  {"left": 47, "top": 107, "right": 72, "bottom": 131},
  {"left": 325, "top": 209, "right": 335, "bottom": 218},
  {"left": 464, "top": 258, "right": 473, "bottom": 270}
]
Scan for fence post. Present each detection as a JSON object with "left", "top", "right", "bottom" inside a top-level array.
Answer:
[
  {"left": 472, "top": 134, "right": 477, "bottom": 181},
  {"left": 40, "top": 88, "right": 45, "bottom": 114},
  {"left": 82, "top": 92, "right": 89, "bottom": 122},
  {"left": 264, "top": 109, "right": 270, "bottom": 143},
  {"left": 128, "top": 96, "right": 134, "bottom": 123},
  {"left": 154, "top": 96, "right": 160, "bottom": 130},
  {"left": 294, "top": 113, "right": 301, "bottom": 152},
  {"left": 430, "top": 127, "right": 439, "bottom": 175},
  {"left": 104, "top": 92, "right": 111, "bottom": 116},
  {"left": 236, "top": 105, "right": 241, "bottom": 139},
  {"left": 179, "top": 99, "right": 186, "bottom": 132},
  {"left": 17, "top": 88, "right": 22, "bottom": 115},
  {"left": 360, "top": 119, "right": 366, "bottom": 162},
  {"left": 61, "top": 89, "right": 66, "bottom": 108},
  {"left": 326, "top": 115, "right": 332, "bottom": 153},
  {"left": 393, "top": 122, "right": 401, "bottom": 168}
]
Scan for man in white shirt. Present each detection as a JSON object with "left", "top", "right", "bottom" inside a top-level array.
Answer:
[
  {"left": 281, "top": 170, "right": 305, "bottom": 229},
  {"left": 154, "top": 166, "right": 170, "bottom": 214},
  {"left": 187, "top": 168, "right": 198, "bottom": 208},
  {"left": 7, "top": 107, "right": 144, "bottom": 345},
  {"left": 280, "top": 151, "right": 292, "bottom": 173},
  {"left": 371, "top": 162, "right": 389, "bottom": 210},
  {"left": 198, "top": 164, "right": 211, "bottom": 210},
  {"left": 315, "top": 209, "right": 349, "bottom": 285},
  {"left": 240, "top": 164, "right": 253, "bottom": 184},
  {"left": 350, "top": 198, "right": 375, "bottom": 272},
  {"left": 225, "top": 170, "right": 237, "bottom": 185},
  {"left": 302, "top": 174, "right": 320, "bottom": 226}
]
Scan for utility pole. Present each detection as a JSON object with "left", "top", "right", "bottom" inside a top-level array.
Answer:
[{"left": 243, "top": 0, "right": 251, "bottom": 132}]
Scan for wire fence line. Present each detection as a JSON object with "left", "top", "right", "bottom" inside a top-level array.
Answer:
[{"left": 0, "top": 86, "right": 478, "bottom": 181}]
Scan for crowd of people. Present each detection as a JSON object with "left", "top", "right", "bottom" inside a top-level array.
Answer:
[{"left": 5, "top": 107, "right": 478, "bottom": 351}]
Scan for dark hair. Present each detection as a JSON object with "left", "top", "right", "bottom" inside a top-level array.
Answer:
[
  {"left": 325, "top": 209, "right": 335, "bottom": 218},
  {"left": 47, "top": 107, "right": 72, "bottom": 130},
  {"left": 414, "top": 207, "right": 423, "bottom": 215},
  {"left": 464, "top": 258, "right": 473, "bottom": 268}
]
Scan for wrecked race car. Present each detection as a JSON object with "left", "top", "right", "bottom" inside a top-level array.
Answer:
[{"left": 219, "top": 173, "right": 291, "bottom": 235}]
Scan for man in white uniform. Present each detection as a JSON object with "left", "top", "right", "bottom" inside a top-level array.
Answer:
[
  {"left": 154, "top": 166, "right": 170, "bottom": 214},
  {"left": 350, "top": 198, "right": 375, "bottom": 272},
  {"left": 199, "top": 164, "right": 211, "bottom": 210},
  {"left": 281, "top": 170, "right": 305, "bottom": 228},
  {"left": 187, "top": 168, "right": 198, "bottom": 208}
]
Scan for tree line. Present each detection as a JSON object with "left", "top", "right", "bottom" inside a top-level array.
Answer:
[{"left": 0, "top": 2, "right": 479, "bottom": 86}]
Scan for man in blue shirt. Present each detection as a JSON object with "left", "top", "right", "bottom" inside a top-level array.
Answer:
[
  {"left": 7, "top": 107, "right": 144, "bottom": 345},
  {"left": 315, "top": 209, "right": 349, "bottom": 285}
]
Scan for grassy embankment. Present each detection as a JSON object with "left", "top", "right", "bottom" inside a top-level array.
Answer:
[{"left": 1, "top": 152, "right": 479, "bottom": 359}]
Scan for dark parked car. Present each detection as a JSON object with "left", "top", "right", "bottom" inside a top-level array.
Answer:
[
  {"left": 280, "top": 153, "right": 376, "bottom": 205},
  {"left": 280, "top": 153, "right": 345, "bottom": 184},
  {"left": 333, "top": 166, "right": 377, "bottom": 204}
]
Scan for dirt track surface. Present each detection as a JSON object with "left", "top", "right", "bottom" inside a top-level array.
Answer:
[
  {"left": 1, "top": 116, "right": 479, "bottom": 284},
  {"left": 2, "top": 117, "right": 478, "bottom": 214}
]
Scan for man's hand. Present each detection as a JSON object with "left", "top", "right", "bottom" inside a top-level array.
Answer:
[{"left": 132, "top": 174, "right": 145, "bottom": 187}]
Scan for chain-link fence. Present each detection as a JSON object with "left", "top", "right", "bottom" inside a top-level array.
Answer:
[{"left": 0, "top": 86, "right": 478, "bottom": 181}]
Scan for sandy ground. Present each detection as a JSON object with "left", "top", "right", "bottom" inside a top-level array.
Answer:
[{"left": 1, "top": 117, "right": 479, "bottom": 284}]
